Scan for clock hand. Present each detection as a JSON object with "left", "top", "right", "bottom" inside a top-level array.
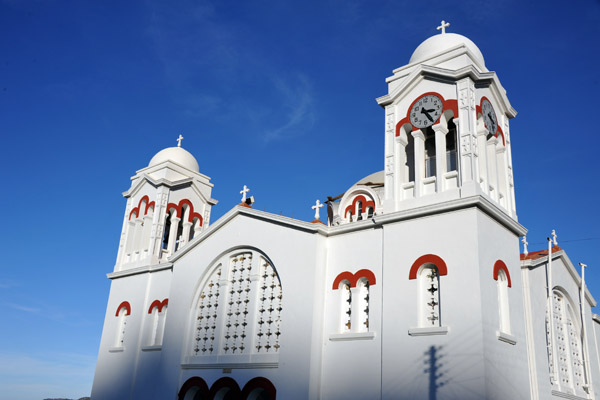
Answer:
[
  {"left": 421, "top": 107, "right": 434, "bottom": 122},
  {"left": 487, "top": 112, "right": 496, "bottom": 126}
]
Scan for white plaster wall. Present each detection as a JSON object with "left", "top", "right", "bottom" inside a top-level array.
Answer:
[
  {"left": 475, "top": 212, "right": 530, "bottom": 399},
  {"left": 321, "top": 228, "right": 383, "bottom": 399},
  {"left": 143, "top": 213, "right": 323, "bottom": 399},
  {"left": 381, "top": 208, "right": 487, "bottom": 400}
]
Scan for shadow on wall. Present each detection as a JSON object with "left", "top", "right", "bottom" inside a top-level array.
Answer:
[{"left": 424, "top": 345, "right": 447, "bottom": 400}]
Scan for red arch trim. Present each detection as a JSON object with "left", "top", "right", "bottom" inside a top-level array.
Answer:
[
  {"left": 344, "top": 195, "right": 375, "bottom": 219},
  {"left": 242, "top": 377, "right": 276, "bottom": 399},
  {"left": 115, "top": 301, "right": 131, "bottom": 317},
  {"left": 210, "top": 377, "right": 241, "bottom": 398},
  {"left": 178, "top": 377, "right": 210, "bottom": 400},
  {"left": 409, "top": 254, "right": 448, "bottom": 280},
  {"left": 166, "top": 199, "right": 204, "bottom": 226},
  {"left": 128, "top": 195, "right": 156, "bottom": 220},
  {"left": 332, "top": 269, "right": 377, "bottom": 289},
  {"left": 493, "top": 260, "right": 512, "bottom": 288},
  {"left": 147, "top": 298, "right": 169, "bottom": 314},
  {"left": 395, "top": 92, "right": 459, "bottom": 135}
]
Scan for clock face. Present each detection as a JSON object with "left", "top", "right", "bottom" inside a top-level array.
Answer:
[
  {"left": 481, "top": 99, "right": 497, "bottom": 135},
  {"left": 409, "top": 94, "right": 444, "bottom": 129}
]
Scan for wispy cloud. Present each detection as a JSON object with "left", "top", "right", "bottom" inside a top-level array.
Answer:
[
  {"left": 6, "top": 302, "right": 40, "bottom": 313},
  {"left": 0, "top": 279, "right": 19, "bottom": 289},
  {"left": 262, "top": 73, "right": 315, "bottom": 143}
]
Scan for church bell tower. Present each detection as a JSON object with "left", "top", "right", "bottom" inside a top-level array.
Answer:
[
  {"left": 114, "top": 136, "right": 217, "bottom": 271},
  {"left": 376, "top": 22, "right": 517, "bottom": 219}
]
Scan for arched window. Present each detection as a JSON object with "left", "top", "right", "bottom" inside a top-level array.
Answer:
[
  {"left": 546, "top": 289, "right": 587, "bottom": 396},
  {"left": 190, "top": 250, "right": 282, "bottom": 360},
  {"left": 493, "top": 260, "right": 512, "bottom": 335},
  {"left": 147, "top": 299, "right": 168, "bottom": 347},
  {"left": 242, "top": 377, "right": 277, "bottom": 400},
  {"left": 114, "top": 301, "right": 131, "bottom": 348},
  {"left": 409, "top": 254, "right": 448, "bottom": 330},
  {"left": 332, "top": 269, "right": 376, "bottom": 334},
  {"left": 178, "top": 377, "right": 210, "bottom": 400},
  {"left": 405, "top": 130, "right": 415, "bottom": 182},
  {"left": 211, "top": 377, "right": 242, "bottom": 400}
]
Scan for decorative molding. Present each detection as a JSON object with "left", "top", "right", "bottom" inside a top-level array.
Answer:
[
  {"left": 497, "top": 331, "right": 517, "bottom": 345},
  {"left": 141, "top": 345, "right": 162, "bottom": 352},
  {"left": 181, "top": 362, "right": 278, "bottom": 370},
  {"left": 551, "top": 390, "right": 589, "bottom": 400},
  {"left": 108, "top": 346, "right": 124, "bottom": 353},
  {"left": 108, "top": 262, "right": 173, "bottom": 280},
  {"left": 329, "top": 332, "right": 376, "bottom": 341},
  {"left": 408, "top": 326, "right": 449, "bottom": 336}
]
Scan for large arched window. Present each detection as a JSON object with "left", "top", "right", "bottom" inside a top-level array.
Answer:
[
  {"left": 493, "top": 260, "right": 512, "bottom": 336},
  {"left": 189, "top": 249, "right": 282, "bottom": 361},
  {"left": 546, "top": 289, "right": 587, "bottom": 396}
]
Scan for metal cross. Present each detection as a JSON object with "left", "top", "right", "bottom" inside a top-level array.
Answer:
[
  {"left": 437, "top": 20, "right": 450, "bottom": 34},
  {"left": 312, "top": 199, "right": 324, "bottom": 220},
  {"left": 176, "top": 134, "right": 184, "bottom": 147},
  {"left": 522, "top": 236, "right": 529, "bottom": 256},
  {"left": 551, "top": 229, "right": 558, "bottom": 246},
  {"left": 240, "top": 185, "right": 250, "bottom": 202}
]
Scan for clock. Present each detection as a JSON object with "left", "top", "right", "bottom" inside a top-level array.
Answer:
[
  {"left": 481, "top": 98, "right": 497, "bottom": 135},
  {"left": 409, "top": 93, "right": 443, "bottom": 129}
]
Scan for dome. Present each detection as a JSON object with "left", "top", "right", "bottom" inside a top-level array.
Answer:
[
  {"left": 409, "top": 33, "right": 485, "bottom": 67},
  {"left": 148, "top": 147, "right": 200, "bottom": 172}
]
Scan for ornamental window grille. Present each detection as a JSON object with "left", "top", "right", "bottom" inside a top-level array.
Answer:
[
  {"left": 333, "top": 271, "right": 375, "bottom": 334},
  {"left": 546, "top": 290, "right": 587, "bottom": 396},
  {"left": 191, "top": 250, "right": 282, "bottom": 358},
  {"left": 419, "top": 265, "right": 441, "bottom": 327}
]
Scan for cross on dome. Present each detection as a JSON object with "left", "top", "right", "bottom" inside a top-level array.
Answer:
[
  {"left": 437, "top": 20, "right": 450, "bottom": 34},
  {"left": 240, "top": 185, "right": 250, "bottom": 202},
  {"left": 312, "top": 199, "right": 324, "bottom": 220},
  {"left": 176, "top": 134, "right": 184, "bottom": 147},
  {"left": 551, "top": 229, "right": 558, "bottom": 246},
  {"left": 522, "top": 236, "right": 528, "bottom": 256}
]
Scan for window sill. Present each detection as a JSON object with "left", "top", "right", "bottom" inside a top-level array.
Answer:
[
  {"left": 329, "top": 332, "right": 376, "bottom": 341},
  {"left": 551, "top": 389, "right": 590, "bottom": 400},
  {"left": 109, "top": 346, "right": 124, "bottom": 353},
  {"left": 408, "top": 326, "right": 448, "bottom": 336},
  {"left": 497, "top": 331, "right": 517, "bottom": 345},
  {"left": 141, "top": 345, "right": 162, "bottom": 352}
]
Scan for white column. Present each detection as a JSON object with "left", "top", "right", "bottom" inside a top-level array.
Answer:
[
  {"left": 477, "top": 126, "right": 488, "bottom": 193},
  {"left": 496, "top": 146, "right": 508, "bottom": 210},
  {"left": 193, "top": 218, "right": 202, "bottom": 238},
  {"left": 181, "top": 221, "right": 192, "bottom": 246},
  {"left": 412, "top": 130, "right": 425, "bottom": 198},
  {"left": 124, "top": 219, "right": 136, "bottom": 261},
  {"left": 395, "top": 135, "right": 408, "bottom": 206},
  {"left": 433, "top": 123, "right": 448, "bottom": 192},
  {"left": 166, "top": 215, "right": 180, "bottom": 256},
  {"left": 486, "top": 136, "right": 499, "bottom": 201},
  {"left": 140, "top": 214, "right": 153, "bottom": 257}
]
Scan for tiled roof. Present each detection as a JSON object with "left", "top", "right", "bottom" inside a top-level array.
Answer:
[{"left": 520, "top": 245, "right": 562, "bottom": 261}]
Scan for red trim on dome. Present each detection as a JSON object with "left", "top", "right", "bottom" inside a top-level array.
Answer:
[
  {"left": 409, "top": 254, "right": 448, "bottom": 280},
  {"left": 493, "top": 260, "right": 512, "bottom": 288},
  {"left": 147, "top": 298, "right": 168, "bottom": 314},
  {"left": 332, "top": 269, "right": 377, "bottom": 289},
  {"left": 344, "top": 195, "right": 375, "bottom": 219},
  {"left": 115, "top": 301, "right": 131, "bottom": 317}
]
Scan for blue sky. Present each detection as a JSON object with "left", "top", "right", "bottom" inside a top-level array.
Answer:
[{"left": 1, "top": 0, "right": 599, "bottom": 398}]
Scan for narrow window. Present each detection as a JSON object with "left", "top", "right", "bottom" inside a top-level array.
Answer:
[
  {"left": 497, "top": 269, "right": 510, "bottom": 334},
  {"left": 424, "top": 128, "right": 436, "bottom": 178},
  {"left": 419, "top": 265, "right": 440, "bottom": 327},
  {"left": 406, "top": 132, "right": 415, "bottom": 182},
  {"left": 162, "top": 211, "right": 172, "bottom": 250},
  {"left": 446, "top": 119, "right": 457, "bottom": 172},
  {"left": 357, "top": 201, "right": 363, "bottom": 221},
  {"left": 339, "top": 281, "right": 352, "bottom": 332},
  {"left": 356, "top": 278, "right": 370, "bottom": 332}
]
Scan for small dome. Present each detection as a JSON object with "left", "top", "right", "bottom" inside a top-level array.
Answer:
[
  {"left": 409, "top": 33, "right": 485, "bottom": 67},
  {"left": 148, "top": 147, "right": 200, "bottom": 172}
]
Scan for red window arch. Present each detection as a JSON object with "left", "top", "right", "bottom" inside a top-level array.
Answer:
[
  {"left": 332, "top": 269, "right": 376, "bottom": 289},
  {"left": 493, "top": 260, "right": 512, "bottom": 287},
  {"left": 408, "top": 254, "right": 448, "bottom": 280}
]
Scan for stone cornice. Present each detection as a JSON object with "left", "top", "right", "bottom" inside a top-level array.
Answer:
[{"left": 108, "top": 262, "right": 173, "bottom": 279}]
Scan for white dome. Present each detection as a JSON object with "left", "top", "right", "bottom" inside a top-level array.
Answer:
[
  {"left": 148, "top": 147, "right": 200, "bottom": 172},
  {"left": 409, "top": 33, "right": 485, "bottom": 66}
]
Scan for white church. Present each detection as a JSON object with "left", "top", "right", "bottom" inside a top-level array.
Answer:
[{"left": 91, "top": 24, "right": 600, "bottom": 400}]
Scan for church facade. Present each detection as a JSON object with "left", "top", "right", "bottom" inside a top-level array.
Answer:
[{"left": 91, "top": 27, "right": 600, "bottom": 400}]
